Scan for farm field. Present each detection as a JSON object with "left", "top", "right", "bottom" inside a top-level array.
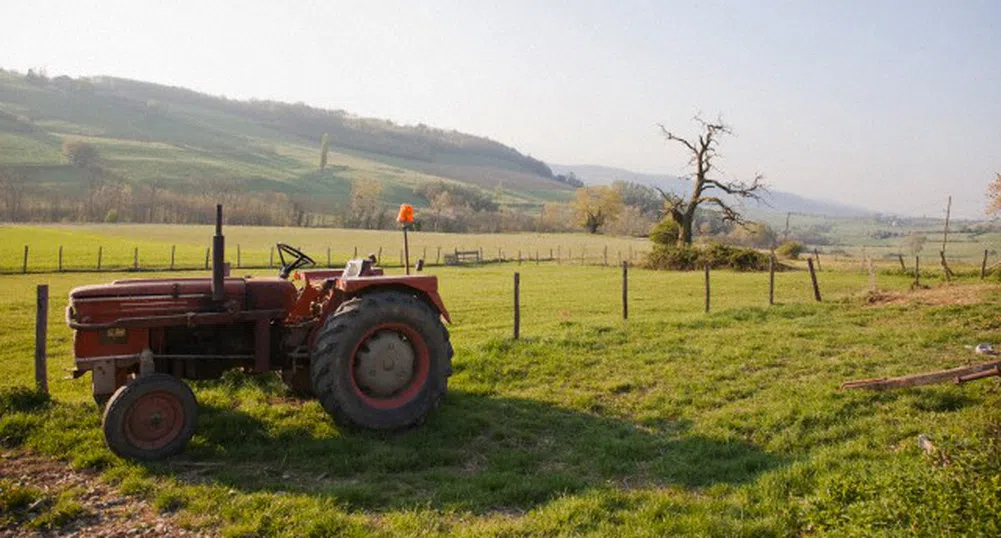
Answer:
[
  {"left": 2, "top": 262, "right": 1001, "bottom": 536},
  {"left": 3, "top": 222, "right": 1000, "bottom": 276},
  {"left": 0, "top": 224, "right": 653, "bottom": 273}
]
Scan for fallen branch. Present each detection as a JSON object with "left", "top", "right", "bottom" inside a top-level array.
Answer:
[{"left": 842, "top": 359, "right": 1001, "bottom": 391}]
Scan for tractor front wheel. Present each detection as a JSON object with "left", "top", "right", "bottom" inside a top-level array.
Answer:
[
  {"left": 102, "top": 374, "right": 198, "bottom": 461},
  {"left": 311, "top": 291, "right": 452, "bottom": 430}
]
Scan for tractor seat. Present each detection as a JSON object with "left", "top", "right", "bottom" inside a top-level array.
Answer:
[{"left": 245, "top": 278, "right": 298, "bottom": 311}]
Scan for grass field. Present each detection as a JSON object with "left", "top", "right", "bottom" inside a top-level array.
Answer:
[
  {"left": 2, "top": 259, "right": 1001, "bottom": 536},
  {"left": 4, "top": 222, "right": 1001, "bottom": 278},
  {"left": 0, "top": 224, "right": 653, "bottom": 273}
]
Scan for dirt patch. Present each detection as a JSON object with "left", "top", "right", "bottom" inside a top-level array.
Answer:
[
  {"left": 0, "top": 452, "right": 211, "bottom": 537},
  {"left": 863, "top": 284, "right": 999, "bottom": 307}
]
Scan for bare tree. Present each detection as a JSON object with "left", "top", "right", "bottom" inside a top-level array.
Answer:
[{"left": 655, "top": 115, "right": 765, "bottom": 246}]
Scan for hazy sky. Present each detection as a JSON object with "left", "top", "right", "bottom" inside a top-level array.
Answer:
[{"left": 2, "top": 0, "right": 999, "bottom": 217}]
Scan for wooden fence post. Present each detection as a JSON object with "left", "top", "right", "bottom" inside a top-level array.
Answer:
[
  {"left": 133, "top": 247, "right": 139, "bottom": 270},
  {"left": 622, "top": 261, "right": 629, "bottom": 320},
  {"left": 22, "top": 245, "right": 28, "bottom": 274},
  {"left": 327, "top": 247, "right": 332, "bottom": 268},
  {"left": 423, "top": 246, "right": 427, "bottom": 262},
  {"left": 898, "top": 254, "right": 906, "bottom": 272},
  {"left": 97, "top": 246, "right": 103, "bottom": 271},
  {"left": 35, "top": 284, "right": 48, "bottom": 395},
  {"left": 205, "top": 248, "right": 210, "bottom": 270},
  {"left": 479, "top": 247, "right": 484, "bottom": 263},
  {"left": 354, "top": 246, "right": 358, "bottom": 259},
  {"left": 237, "top": 244, "right": 241, "bottom": 269},
  {"left": 549, "top": 248, "right": 553, "bottom": 261},
  {"left": 436, "top": 247, "right": 441, "bottom": 265},
  {"left": 915, "top": 256, "right": 921, "bottom": 287},
  {"left": 808, "top": 258, "right": 822, "bottom": 302},
  {"left": 378, "top": 247, "right": 383, "bottom": 263},
  {"left": 513, "top": 272, "right": 520, "bottom": 340},
  {"left": 557, "top": 246, "right": 561, "bottom": 264},
  {"left": 814, "top": 248, "right": 821, "bottom": 271},
  {"left": 769, "top": 255, "right": 775, "bottom": 306},
  {"left": 58, "top": 246, "right": 63, "bottom": 272},
  {"left": 982, "top": 249, "right": 989, "bottom": 280},
  {"left": 704, "top": 263, "right": 711, "bottom": 313},
  {"left": 518, "top": 250, "right": 522, "bottom": 265},
  {"left": 170, "top": 245, "right": 176, "bottom": 270},
  {"left": 536, "top": 249, "right": 540, "bottom": 265},
  {"left": 939, "top": 250, "right": 953, "bottom": 282}
]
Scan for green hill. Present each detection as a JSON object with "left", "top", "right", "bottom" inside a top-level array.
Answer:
[{"left": 0, "top": 70, "right": 572, "bottom": 220}]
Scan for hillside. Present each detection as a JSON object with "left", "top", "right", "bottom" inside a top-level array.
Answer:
[{"left": 0, "top": 70, "right": 572, "bottom": 219}]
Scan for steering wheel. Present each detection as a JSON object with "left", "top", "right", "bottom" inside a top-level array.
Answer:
[{"left": 276, "top": 243, "right": 316, "bottom": 279}]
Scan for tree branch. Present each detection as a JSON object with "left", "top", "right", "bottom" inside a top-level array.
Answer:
[
  {"left": 697, "top": 196, "right": 747, "bottom": 224},
  {"left": 657, "top": 124, "right": 697, "bottom": 154},
  {"left": 654, "top": 186, "right": 686, "bottom": 222},
  {"left": 703, "top": 174, "right": 766, "bottom": 200}
]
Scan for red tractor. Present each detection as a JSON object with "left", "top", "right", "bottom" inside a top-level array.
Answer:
[{"left": 66, "top": 206, "right": 452, "bottom": 460}]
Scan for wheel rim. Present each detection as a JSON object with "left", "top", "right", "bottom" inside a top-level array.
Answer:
[
  {"left": 349, "top": 323, "right": 430, "bottom": 410},
  {"left": 123, "top": 390, "right": 185, "bottom": 450}
]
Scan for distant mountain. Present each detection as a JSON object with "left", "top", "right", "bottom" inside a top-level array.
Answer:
[{"left": 550, "top": 164, "right": 873, "bottom": 218}]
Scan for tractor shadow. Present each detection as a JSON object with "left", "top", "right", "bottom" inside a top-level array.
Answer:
[{"left": 152, "top": 388, "right": 785, "bottom": 513}]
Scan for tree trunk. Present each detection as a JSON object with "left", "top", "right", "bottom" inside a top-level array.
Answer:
[{"left": 676, "top": 208, "right": 696, "bottom": 246}]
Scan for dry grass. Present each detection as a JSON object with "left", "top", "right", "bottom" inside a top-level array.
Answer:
[{"left": 863, "top": 283, "right": 1000, "bottom": 307}]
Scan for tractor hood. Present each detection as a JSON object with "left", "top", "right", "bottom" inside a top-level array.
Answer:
[{"left": 68, "top": 277, "right": 299, "bottom": 327}]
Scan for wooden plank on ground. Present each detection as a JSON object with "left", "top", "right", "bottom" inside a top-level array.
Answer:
[{"left": 842, "top": 359, "right": 1001, "bottom": 391}]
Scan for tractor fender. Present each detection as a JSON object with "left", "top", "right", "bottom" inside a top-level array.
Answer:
[{"left": 332, "top": 275, "right": 451, "bottom": 323}]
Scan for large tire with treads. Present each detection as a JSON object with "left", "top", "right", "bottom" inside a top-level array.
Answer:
[{"left": 311, "top": 291, "right": 452, "bottom": 430}]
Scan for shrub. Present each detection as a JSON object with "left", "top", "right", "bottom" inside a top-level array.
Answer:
[
  {"left": 61, "top": 139, "right": 99, "bottom": 168},
  {"left": 649, "top": 218, "right": 680, "bottom": 246},
  {"left": 645, "top": 242, "right": 771, "bottom": 271},
  {"left": 645, "top": 244, "right": 700, "bottom": 270},
  {"left": 775, "top": 241, "right": 804, "bottom": 260}
]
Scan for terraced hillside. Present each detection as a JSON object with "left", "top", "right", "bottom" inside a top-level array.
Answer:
[{"left": 0, "top": 70, "right": 572, "bottom": 214}]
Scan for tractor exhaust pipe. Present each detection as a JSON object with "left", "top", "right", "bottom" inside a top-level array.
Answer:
[{"left": 212, "top": 204, "right": 225, "bottom": 302}]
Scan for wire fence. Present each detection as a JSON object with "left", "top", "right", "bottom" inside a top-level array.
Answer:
[{"left": 2, "top": 243, "right": 651, "bottom": 275}]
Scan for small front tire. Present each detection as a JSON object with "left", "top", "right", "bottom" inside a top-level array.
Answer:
[{"left": 102, "top": 374, "right": 198, "bottom": 461}]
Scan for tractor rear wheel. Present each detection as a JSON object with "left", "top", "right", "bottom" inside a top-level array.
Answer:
[
  {"left": 311, "top": 291, "right": 452, "bottom": 430},
  {"left": 102, "top": 374, "right": 198, "bottom": 461}
]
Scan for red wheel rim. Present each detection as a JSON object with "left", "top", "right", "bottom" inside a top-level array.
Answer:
[
  {"left": 349, "top": 323, "right": 431, "bottom": 410},
  {"left": 124, "top": 390, "right": 185, "bottom": 450}
]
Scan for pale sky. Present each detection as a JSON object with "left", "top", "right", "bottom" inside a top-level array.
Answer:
[{"left": 2, "top": 0, "right": 999, "bottom": 218}]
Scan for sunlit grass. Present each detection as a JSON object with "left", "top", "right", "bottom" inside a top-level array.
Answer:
[{"left": 1, "top": 263, "right": 999, "bottom": 536}]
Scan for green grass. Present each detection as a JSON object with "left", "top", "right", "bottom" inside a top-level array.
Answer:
[
  {"left": 1, "top": 262, "right": 1000, "bottom": 536},
  {"left": 0, "top": 224, "right": 652, "bottom": 273}
]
